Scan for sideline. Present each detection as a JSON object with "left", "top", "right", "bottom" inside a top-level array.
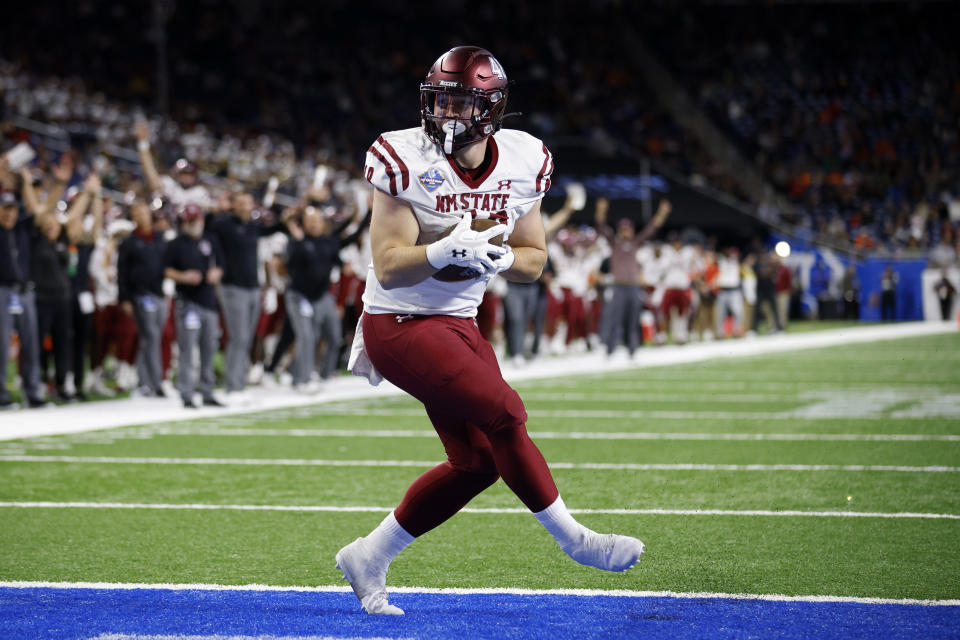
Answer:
[
  {"left": 0, "top": 456, "right": 957, "bottom": 473},
  {"left": 1, "top": 501, "right": 959, "bottom": 519},
  {"left": 1, "top": 321, "right": 954, "bottom": 441}
]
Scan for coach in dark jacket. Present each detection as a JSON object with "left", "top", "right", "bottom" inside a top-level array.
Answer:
[
  {"left": 206, "top": 191, "right": 284, "bottom": 395},
  {"left": 282, "top": 206, "right": 370, "bottom": 391},
  {"left": 0, "top": 192, "right": 45, "bottom": 408},
  {"left": 117, "top": 200, "right": 168, "bottom": 397},
  {"left": 165, "top": 204, "right": 225, "bottom": 408},
  {"left": 31, "top": 210, "right": 74, "bottom": 399}
]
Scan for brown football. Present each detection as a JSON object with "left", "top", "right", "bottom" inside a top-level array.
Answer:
[{"left": 431, "top": 218, "right": 504, "bottom": 282}]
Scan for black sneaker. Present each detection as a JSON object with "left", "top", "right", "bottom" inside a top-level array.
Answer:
[
  {"left": 202, "top": 396, "right": 225, "bottom": 407},
  {"left": 153, "top": 387, "right": 167, "bottom": 398},
  {"left": 0, "top": 399, "right": 18, "bottom": 411},
  {"left": 27, "top": 397, "right": 52, "bottom": 409},
  {"left": 182, "top": 399, "right": 198, "bottom": 409}
]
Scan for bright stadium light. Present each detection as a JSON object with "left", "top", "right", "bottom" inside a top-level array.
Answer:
[{"left": 775, "top": 241, "right": 791, "bottom": 258}]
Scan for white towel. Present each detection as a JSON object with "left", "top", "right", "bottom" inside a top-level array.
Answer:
[{"left": 347, "top": 317, "right": 383, "bottom": 386}]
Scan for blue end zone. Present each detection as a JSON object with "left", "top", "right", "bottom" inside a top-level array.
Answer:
[{"left": 2, "top": 587, "right": 958, "bottom": 640}]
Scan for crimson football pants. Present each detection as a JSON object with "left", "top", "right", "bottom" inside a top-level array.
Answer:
[{"left": 362, "top": 312, "right": 559, "bottom": 537}]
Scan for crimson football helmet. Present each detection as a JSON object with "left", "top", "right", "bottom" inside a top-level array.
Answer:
[{"left": 420, "top": 46, "right": 509, "bottom": 154}]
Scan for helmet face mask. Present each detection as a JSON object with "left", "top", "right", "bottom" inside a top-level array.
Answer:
[{"left": 420, "top": 46, "right": 509, "bottom": 154}]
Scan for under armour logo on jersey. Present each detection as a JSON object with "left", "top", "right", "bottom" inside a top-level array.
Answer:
[
  {"left": 497, "top": 180, "right": 512, "bottom": 191},
  {"left": 452, "top": 249, "right": 468, "bottom": 258}
]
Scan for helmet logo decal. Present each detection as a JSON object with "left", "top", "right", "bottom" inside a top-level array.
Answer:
[
  {"left": 418, "top": 168, "right": 446, "bottom": 192},
  {"left": 487, "top": 56, "right": 506, "bottom": 79},
  {"left": 439, "top": 80, "right": 459, "bottom": 87}
]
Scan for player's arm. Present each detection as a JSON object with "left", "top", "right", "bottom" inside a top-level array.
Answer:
[
  {"left": 543, "top": 193, "right": 577, "bottom": 238},
  {"left": 500, "top": 199, "right": 547, "bottom": 283},
  {"left": 369, "top": 188, "right": 437, "bottom": 290},
  {"left": 135, "top": 121, "right": 163, "bottom": 193}
]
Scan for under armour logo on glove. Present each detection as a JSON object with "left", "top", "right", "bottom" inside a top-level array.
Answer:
[{"left": 426, "top": 211, "right": 508, "bottom": 274}]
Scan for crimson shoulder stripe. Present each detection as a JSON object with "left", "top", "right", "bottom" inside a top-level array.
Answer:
[
  {"left": 536, "top": 144, "right": 554, "bottom": 192},
  {"left": 377, "top": 136, "right": 410, "bottom": 191},
  {"left": 368, "top": 146, "right": 398, "bottom": 196}
]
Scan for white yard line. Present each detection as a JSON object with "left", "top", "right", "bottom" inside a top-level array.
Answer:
[
  {"left": 519, "top": 392, "right": 800, "bottom": 402},
  {"left": 115, "top": 426, "right": 960, "bottom": 442},
  {"left": 1, "top": 501, "right": 958, "bottom": 520},
  {"left": 520, "top": 379, "right": 945, "bottom": 391},
  {"left": 0, "top": 455, "right": 956, "bottom": 472},
  {"left": 299, "top": 407, "right": 947, "bottom": 420},
  {"left": 0, "top": 321, "right": 954, "bottom": 441},
  {"left": 1, "top": 579, "right": 957, "bottom": 607},
  {"left": 88, "top": 635, "right": 409, "bottom": 640}
]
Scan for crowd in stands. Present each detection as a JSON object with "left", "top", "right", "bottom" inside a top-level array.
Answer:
[
  {"left": 2, "top": 1, "right": 959, "bottom": 411},
  {"left": 640, "top": 2, "right": 960, "bottom": 261},
  {"left": 0, "top": 112, "right": 804, "bottom": 411}
]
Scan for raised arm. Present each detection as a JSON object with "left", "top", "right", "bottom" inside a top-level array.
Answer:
[
  {"left": 20, "top": 169, "right": 43, "bottom": 217},
  {"left": 88, "top": 178, "right": 104, "bottom": 242},
  {"left": 135, "top": 121, "right": 163, "bottom": 193},
  {"left": 44, "top": 155, "right": 73, "bottom": 216},
  {"left": 593, "top": 197, "right": 614, "bottom": 241},
  {"left": 24, "top": 155, "right": 73, "bottom": 224},
  {"left": 635, "top": 199, "right": 671, "bottom": 245},
  {"left": 543, "top": 191, "right": 578, "bottom": 238},
  {"left": 63, "top": 186, "right": 92, "bottom": 244}
]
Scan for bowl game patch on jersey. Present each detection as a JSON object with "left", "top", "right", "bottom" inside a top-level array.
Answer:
[{"left": 418, "top": 168, "right": 446, "bottom": 192}]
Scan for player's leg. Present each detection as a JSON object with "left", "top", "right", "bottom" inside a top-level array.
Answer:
[
  {"left": 395, "top": 414, "right": 499, "bottom": 536},
  {"left": 467, "top": 327, "right": 645, "bottom": 571},
  {"left": 336, "top": 414, "right": 500, "bottom": 613}
]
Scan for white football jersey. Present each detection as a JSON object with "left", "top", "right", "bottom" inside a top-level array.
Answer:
[
  {"left": 361, "top": 127, "right": 553, "bottom": 317},
  {"left": 660, "top": 244, "right": 699, "bottom": 290}
]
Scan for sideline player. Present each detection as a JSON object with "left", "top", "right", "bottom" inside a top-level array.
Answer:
[{"left": 335, "top": 46, "right": 644, "bottom": 615}]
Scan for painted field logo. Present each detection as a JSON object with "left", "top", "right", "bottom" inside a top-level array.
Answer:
[
  {"left": 418, "top": 168, "right": 446, "bottom": 192},
  {"left": 785, "top": 389, "right": 960, "bottom": 419}
]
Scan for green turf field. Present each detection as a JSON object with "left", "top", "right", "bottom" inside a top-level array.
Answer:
[{"left": 2, "top": 332, "right": 959, "bottom": 601}]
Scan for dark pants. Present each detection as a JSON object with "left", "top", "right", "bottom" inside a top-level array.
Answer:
[
  {"left": 0, "top": 286, "right": 42, "bottom": 402},
  {"left": 132, "top": 293, "right": 167, "bottom": 393},
  {"left": 603, "top": 284, "right": 642, "bottom": 355},
  {"left": 219, "top": 284, "right": 260, "bottom": 391},
  {"left": 175, "top": 299, "right": 220, "bottom": 403},
  {"left": 503, "top": 282, "right": 539, "bottom": 358},
  {"left": 752, "top": 288, "right": 782, "bottom": 332},
  {"left": 881, "top": 291, "right": 896, "bottom": 321},
  {"left": 36, "top": 296, "right": 73, "bottom": 390},
  {"left": 531, "top": 285, "right": 549, "bottom": 356},
  {"left": 267, "top": 315, "right": 295, "bottom": 373}
]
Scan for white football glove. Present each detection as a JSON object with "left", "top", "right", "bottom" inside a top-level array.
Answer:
[
  {"left": 486, "top": 245, "right": 515, "bottom": 275},
  {"left": 426, "top": 211, "right": 508, "bottom": 273}
]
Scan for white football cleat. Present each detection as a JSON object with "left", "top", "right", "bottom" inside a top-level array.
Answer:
[
  {"left": 335, "top": 537, "right": 404, "bottom": 615},
  {"left": 563, "top": 531, "right": 645, "bottom": 572},
  {"left": 360, "top": 591, "right": 403, "bottom": 616}
]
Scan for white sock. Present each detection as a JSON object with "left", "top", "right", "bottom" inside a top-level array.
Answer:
[
  {"left": 364, "top": 511, "right": 415, "bottom": 565},
  {"left": 534, "top": 495, "right": 588, "bottom": 551}
]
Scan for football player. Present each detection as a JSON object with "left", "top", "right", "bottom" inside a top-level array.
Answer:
[{"left": 336, "top": 46, "right": 644, "bottom": 615}]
